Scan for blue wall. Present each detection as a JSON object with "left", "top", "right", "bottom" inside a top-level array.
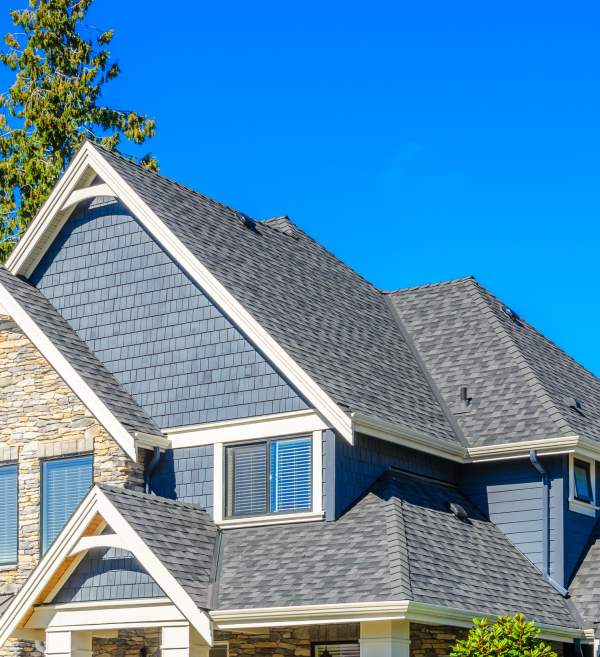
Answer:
[
  {"left": 460, "top": 456, "right": 565, "bottom": 585},
  {"left": 31, "top": 197, "right": 308, "bottom": 429},
  {"left": 150, "top": 446, "right": 214, "bottom": 514},
  {"left": 333, "top": 433, "right": 457, "bottom": 518},
  {"left": 53, "top": 547, "right": 164, "bottom": 603}
]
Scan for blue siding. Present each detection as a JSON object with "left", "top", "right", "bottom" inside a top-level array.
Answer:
[
  {"left": 459, "top": 456, "right": 565, "bottom": 585},
  {"left": 53, "top": 547, "right": 164, "bottom": 603},
  {"left": 31, "top": 197, "right": 308, "bottom": 429},
  {"left": 150, "top": 446, "right": 214, "bottom": 514},
  {"left": 334, "top": 433, "right": 457, "bottom": 518},
  {"left": 565, "top": 455, "right": 600, "bottom": 584}
]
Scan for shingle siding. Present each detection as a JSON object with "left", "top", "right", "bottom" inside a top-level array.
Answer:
[
  {"left": 460, "top": 457, "right": 565, "bottom": 585},
  {"left": 150, "top": 446, "right": 214, "bottom": 514},
  {"left": 53, "top": 547, "right": 164, "bottom": 603},
  {"left": 30, "top": 197, "right": 308, "bottom": 430},
  {"left": 334, "top": 433, "right": 457, "bottom": 518}
]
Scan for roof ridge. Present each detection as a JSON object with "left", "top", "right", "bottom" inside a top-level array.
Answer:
[
  {"left": 89, "top": 141, "right": 245, "bottom": 222},
  {"left": 383, "top": 494, "right": 413, "bottom": 600},
  {"left": 465, "top": 278, "right": 574, "bottom": 437},
  {"left": 384, "top": 275, "right": 476, "bottom": 296}
]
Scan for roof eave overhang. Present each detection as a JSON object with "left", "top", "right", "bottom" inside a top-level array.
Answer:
[
  {"left": 210, "top": 600, "right": 587, "bottom": 643},
  {"left": 5, "top": 141, "right": 354, "bottom": 444}
]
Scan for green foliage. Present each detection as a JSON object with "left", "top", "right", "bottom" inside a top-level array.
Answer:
[
  {"left": 0, "top": 0, "right": 157, "bottom": 262},
  {"left": 450, "top": 614, "right": 557, "bottom": 657}
]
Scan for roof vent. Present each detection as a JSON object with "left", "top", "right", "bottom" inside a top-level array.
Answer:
[
  {"left": 564, "top": 396, "right": 584, "bottom": 413},
  {"left": 237, "top": 212, "right": 257, "bottom": 230},
  {"left": 447, "top": 501, "right": 468, "bottom": 521},
  {"left": 502, "top": 305, "right": 519, "bottom": 322}
]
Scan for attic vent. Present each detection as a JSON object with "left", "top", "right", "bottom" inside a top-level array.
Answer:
[
  {"left": 501, "top": 305, "right": 519, "bottom": 322},
  {"left": 237, "top": 212, "right": 257, "bottom": 230},
  {"left": 564, "top": 396, "right": 584, "bottom": 412},
  {"left": 447, "top": 501, "right": 468, "bottom": 521}
]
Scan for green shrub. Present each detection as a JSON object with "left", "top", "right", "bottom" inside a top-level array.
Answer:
[{"left": 450, "top": 614, "right": 557, "bottom": 657}]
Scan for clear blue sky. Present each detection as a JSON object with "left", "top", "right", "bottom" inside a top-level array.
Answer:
[{"left": 2, "top": 2, "right": 599, "bottom": 374}]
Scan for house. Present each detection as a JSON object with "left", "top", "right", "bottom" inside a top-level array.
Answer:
[{"left": 0, "top": 141, "right": 599, "bottom": 657}]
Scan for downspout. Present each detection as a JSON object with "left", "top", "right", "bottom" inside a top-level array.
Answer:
[
  {"left": 529, "top": 450, "right": 568, "bottom": 595},
  {"left": 144, "top": 446, "right": 161, "bottom": 494}
]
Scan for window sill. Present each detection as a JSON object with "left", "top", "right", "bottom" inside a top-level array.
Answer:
[
  {"left": 218, "top": 511, "right": 324, "bottom": 529},
  {"left": 569, "top": 497, "right": 599, "bottom": 517},
  {"left": 0, "top": 563, "right": 17, "bottom": 572}
]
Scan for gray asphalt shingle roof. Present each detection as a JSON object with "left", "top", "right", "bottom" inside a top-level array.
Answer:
[
  {"left": 91, "top": 143, "right": 460, "bottom": 447},
  {"left": 389, "top": 277, "right": 600, "bottom": 447},
  {"left": 100, "top": 485, "right": 217, "bottom": 610},
  {"left": 0, "top": 268, "right": 160, "bottom": 437},
  {"left": 569, "top": 519, "right": 600, "bottom": 629},
  {"left": 215, "top": 469, "right": 579, "bottom": 629}
]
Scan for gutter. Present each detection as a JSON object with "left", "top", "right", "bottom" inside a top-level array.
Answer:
[{"left": 529, "top": 449, "right": 569, "bottom": 596}]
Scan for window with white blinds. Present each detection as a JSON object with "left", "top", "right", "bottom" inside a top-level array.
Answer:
[
  {"left": 313, "top": 643, "right": 360, "bottom": 657},
  {"left": 270, "top": 437, "right": 312, "bottom": 512},
  {"left": 0, "top": 465, "right": 18, "bottom": 565},
  {"left": 225, "top": 436, "right": 312, "bottom": 517},
  {"left": 42, "top": 455, "right": 93, "bottom": 553}
]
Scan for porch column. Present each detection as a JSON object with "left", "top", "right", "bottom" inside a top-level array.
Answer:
[
  {"left": 45, "top": 631, "right": 92, "bottom": 657},
  {"left": 360, "top": 621, "right": 410, "bottom": 657},
  {"left": 161, "top": 624, "right": 210, "bottom": 657}
]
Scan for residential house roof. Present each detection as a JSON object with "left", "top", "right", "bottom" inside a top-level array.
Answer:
[
  {"left": 389, "top": 277, "right": 600, "bottom": 447},
  {"left": 0, "top": 268, "right": 160, "bottom": 438},
  {"left": 215, "top": 468, "right": 579, "bottom": 629},
  {"left": 89, "top": 143, "right": 461, "bottom": 447}
]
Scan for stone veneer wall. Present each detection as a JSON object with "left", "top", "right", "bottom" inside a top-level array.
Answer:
[{"left": 0, "top": 316, "right": 145, "bottom": 657}]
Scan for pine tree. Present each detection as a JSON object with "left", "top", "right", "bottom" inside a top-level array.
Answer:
[{"left": 0, "top": 0, "right": 157, "bottom": 261}]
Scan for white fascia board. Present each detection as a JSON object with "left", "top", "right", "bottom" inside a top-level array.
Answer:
[
  {"left": 166, "top": 410, "right": 329, "bottom": 448},
  {"left": 0, "top": 281, "right": 139, "bottom": 461},
  {"left": 0, "top": 487, "right": 100, "bottom": 648},
  {"left": 7, "top": 142, "right": 353, "bottom": 444},
  {"left": 210, "top": 601, "right": 585, "bottom": 642},
  {"left": 467, "top": 435, "right": 582, "bottom": 462},
  {"left": 94, "top": 487, "right": 212, "bottom": 645},
  {"left": 351, "top": 412, "right": 467, "bottom": 463}
]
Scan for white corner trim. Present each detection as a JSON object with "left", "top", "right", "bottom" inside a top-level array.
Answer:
[
  {"left": 212, "top": 431, "right": 323, "bottom": 527},
  {"left": 0, "top": 281, "right": 139, "bottom": 461},
  {"left": 68, "top": 533, "right": 127, "bottom": 557},
  {"left": 210, "top": 600, "right": 585, "bottom": 642},
  {"left": 7, "top": 142, "right": 352, "bottom": 443},
  {"left": 167, "top": 410, "right": 329, "bottom": 448},
  {"left": 60, "top": 183, "right": 116, "bottom": 213},
  {"left": 351, "top": 412, "right": 466, "bottom": 462}
]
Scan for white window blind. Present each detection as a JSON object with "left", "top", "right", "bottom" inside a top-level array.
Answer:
[
  {"left": 0, "top": 465, "right": 17, "bottom": 565},
  {"left": 42, "top": 456, "right": 93, "bottom": 553},
  {"left": 270, "top": 437, "right": 312, "bottom": 512},
  {"left": 228, "top": 443, "right": 267, "bottom": 516},
  {"left": 314, "top": 643, "right": 360, "bottom": 657}
]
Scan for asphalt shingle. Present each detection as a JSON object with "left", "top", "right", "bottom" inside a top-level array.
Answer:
[
  {"left": 389, "top": 277, "right": 600, "bottom": 447},
  {"left": 0, "top": 268, "right": 160, "bottom": 437},
  {"left": 569, "top": 519, "right": 600, "bottom": 628}
]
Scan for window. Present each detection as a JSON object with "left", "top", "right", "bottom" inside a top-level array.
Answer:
[
  {"left": 312, "top": 643, "right": 360, "bottom": 657},
  {"left": 225, "top": 436, "right": 312, "bottom": 518},
  {"left": 42, "top": 455, "right": 93, "bottom": 553},
  {"left": 0, "top": 465, "right": 18, "bottom": 565},
  {"left": 574, "top": 459, "right": 593, "bottom": 502}
]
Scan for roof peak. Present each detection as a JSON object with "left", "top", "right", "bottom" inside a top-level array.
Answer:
[{"left": 385, "top": 275, "right": 476, "bottom": 296}]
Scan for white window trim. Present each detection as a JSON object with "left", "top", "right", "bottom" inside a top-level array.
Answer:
[
  {"left": 568, "top": 452, "right": 599, "bottom": 517},
  {"left": 213, "top": 430, "right": 324, "bottom": 528}
]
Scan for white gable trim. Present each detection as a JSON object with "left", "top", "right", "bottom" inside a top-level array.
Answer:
[
  {"left": 6, "top": 142, "right": 353, "bottom": 443},
  {"left": 0, "top": 487, "right": 212, "bottom": 647},
  {"left": 0, "top": 283, "right": 139, "bottom": 461}
]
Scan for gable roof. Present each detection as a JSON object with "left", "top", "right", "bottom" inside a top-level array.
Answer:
[
  {"left": 214, "top": 468, "right": 579, "bottom": 631},
  {"left": 569, "top": 518, "right": 600, "bottom": 630},
  {"left": 89, "top": 145, "right": 459, "bottom": 446},
  {"left": 0, "top": 485, "right": 215, "bottom": 646},
  {"left": 0, "top": 267, "right": 161, "bottom": 458},
  {"left": 389, "top": 277, "right": 600, "bottom": 448}
]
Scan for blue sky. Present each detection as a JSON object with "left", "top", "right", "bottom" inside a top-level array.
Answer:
[{"left": 1, "top": 1, "right": 599, "bottom": 373}]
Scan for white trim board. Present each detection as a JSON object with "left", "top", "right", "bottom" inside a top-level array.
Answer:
[
  {"left": 6, "top": 141, "right": 354, "bottom": 444},
  {"left": 210, "top": 600, "right": 585, "bottom": 643},
  {"left": 0, "top": 486, "right": 212, "bottom": 647}
]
